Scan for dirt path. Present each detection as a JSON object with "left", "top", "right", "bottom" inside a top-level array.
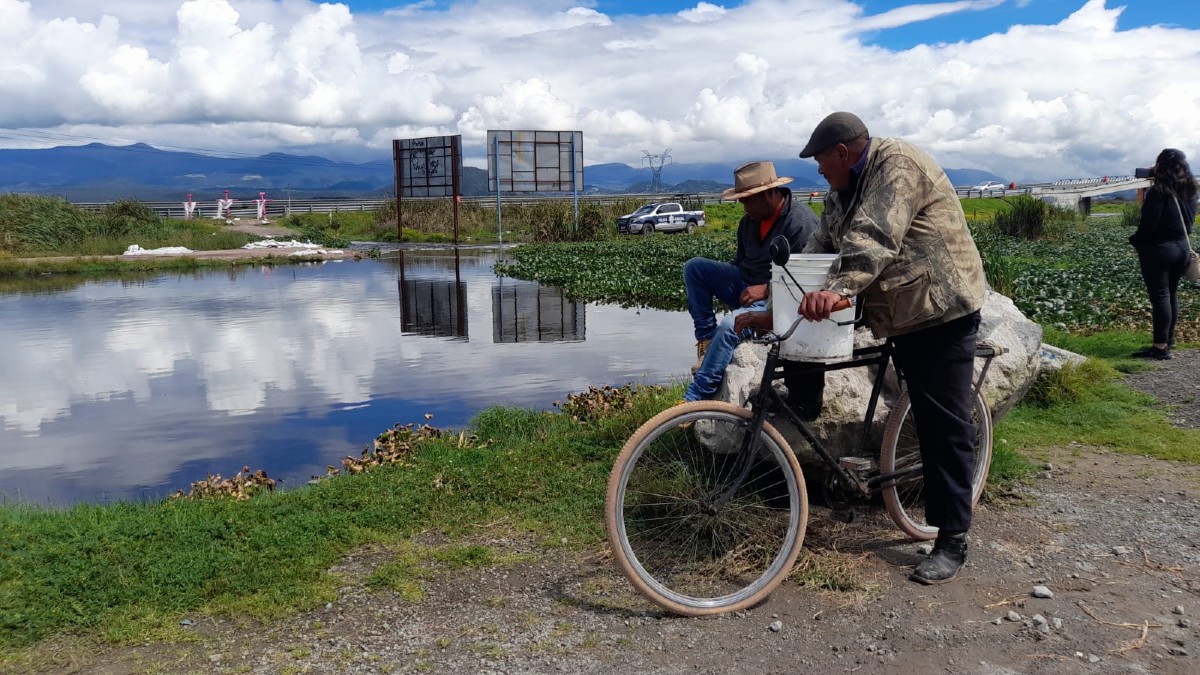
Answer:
[{"left": 26, "top": 356, "right": 1200, "bottom": 675}]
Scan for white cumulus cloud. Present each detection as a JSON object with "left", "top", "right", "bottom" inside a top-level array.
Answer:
[{"left": 0, "top": 0, "right": 1197, "bottom": 179}]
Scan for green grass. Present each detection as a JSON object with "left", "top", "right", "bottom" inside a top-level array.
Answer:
[
  {"left": 997, "top": 374, "right": 1198, "bottom": 463},
  {"left": 0, "top": 255, "right": 335, "bottom": 292},
  {"left": 0, "top": 386, "right": 676, "bottom": 652},
  {"left": 0, "top": 195, "right": 261, "bottom": 257},
  {"left": 991, "top": 331, "right": 1200, "bottom": 490},
  {"left": 960, "top": 196, "right": 1021, "bottom": 222},
  {"left": 281, "top": 198, "right": 654, "bottom": 244}
]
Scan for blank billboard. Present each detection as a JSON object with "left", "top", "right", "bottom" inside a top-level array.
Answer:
[
  {"left": 487, "top": 130, "right": 583, "bottom": 193},
  {"left": 394, "top": 135, "right": 462, "bottom": 198}
]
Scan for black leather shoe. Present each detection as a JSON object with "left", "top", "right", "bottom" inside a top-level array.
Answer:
[
  {"left": 910, "top": 532, "right": 968, "bottom": 585},
  {"left": 1131, "top": 346, "right": 1172, "bottom": 360}
]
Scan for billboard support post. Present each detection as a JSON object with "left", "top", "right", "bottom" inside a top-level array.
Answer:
[
  {"left": 571, "top": 135, "right": 579, "bottom": 231},
  {"left": 391, "top": 140, "right": 403, "bottom": 243},
  {"left": 452, "top": 135, "right": 461, "bottom": 242},
  {"left": 494, "top": 134, "right": 503, "bottom": 244}
]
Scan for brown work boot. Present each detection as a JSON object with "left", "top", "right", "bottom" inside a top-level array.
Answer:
[{"left": 690, "top": 339, "right": 711, "bottom": 374}]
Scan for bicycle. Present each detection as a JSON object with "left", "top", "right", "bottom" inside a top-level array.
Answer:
[{"left": 604, "top": 310, "right": 1001, "bottom": 617}]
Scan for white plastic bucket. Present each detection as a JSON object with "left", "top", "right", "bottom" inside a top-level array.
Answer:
[{"left": 770, "top": 254, "right": 854, "bottom": 362}]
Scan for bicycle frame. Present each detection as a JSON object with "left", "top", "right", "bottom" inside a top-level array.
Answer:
[{"left": 713, "top": 317, "right": 998, "bottom": 509}]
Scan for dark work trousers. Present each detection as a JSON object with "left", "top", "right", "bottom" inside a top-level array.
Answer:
[
  {"left": 890, "top": 310, "right": 981, "bottom": 534},
  {"left": 779, "top": 367, "right": 825, "bottom": 417},
  {"left": 1136, "top": 240, "right": 1191, "bottom": 345}
]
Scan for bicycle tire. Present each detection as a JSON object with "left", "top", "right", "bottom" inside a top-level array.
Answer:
[
  {"left": 605, "top": 401, "right": 808, "bottom": 616},
  {"left": 878, "top": 390, "right": 993, "bottom": 541}
]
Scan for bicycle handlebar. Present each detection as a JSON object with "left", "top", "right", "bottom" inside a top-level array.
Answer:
[{"left": 766, "top": 297, "right": 855, "bottom": 343}]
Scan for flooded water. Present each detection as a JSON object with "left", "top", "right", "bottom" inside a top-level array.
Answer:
[{"left": 0, "top": 248, "right": 693, "bottom": 507}]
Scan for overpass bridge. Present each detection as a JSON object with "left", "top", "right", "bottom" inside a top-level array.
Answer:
[{"left": 1022, "top": 176, "right": 1152, "bottom": 215}]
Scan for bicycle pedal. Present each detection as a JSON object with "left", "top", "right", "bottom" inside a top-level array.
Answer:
[{"left": 831, "top": 507, "right": 856, "bottom": 523}]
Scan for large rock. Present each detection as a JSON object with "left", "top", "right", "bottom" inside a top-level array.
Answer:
[{"left": 714, "top": 290, "right": 1043, "bottom": 466}]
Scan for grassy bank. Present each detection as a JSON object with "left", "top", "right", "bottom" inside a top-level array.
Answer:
[
  {"left": 0, "top": 195, "right": 260, "bottom": 257},
  {"left": 3, "top": 350, "right": 1198, "bottom": 658},
  {"left": 0, "top": 389, "right": 672, "bottom": 653},
  {"left": 5, "top": 194, "right": 1200, "bottom": 659}
]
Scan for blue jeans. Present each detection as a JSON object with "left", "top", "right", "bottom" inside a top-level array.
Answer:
[
  {"left": 684, "top": 301, "right": 766, "bottom": 401},
  {"left": 682, "top": 257, "right": 825, "bottom": 407},
  {"left": 684, "top": 257, "right": 746, "bottom": 342}
]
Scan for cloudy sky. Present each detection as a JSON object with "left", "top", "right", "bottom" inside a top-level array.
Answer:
[{"left": 2, "top": 0, "right": 1198, "bottom": 180}]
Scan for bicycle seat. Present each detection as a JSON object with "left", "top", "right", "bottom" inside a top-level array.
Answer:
[{"left": 975, "top": 341, "right": 1006, "bottom": 358}]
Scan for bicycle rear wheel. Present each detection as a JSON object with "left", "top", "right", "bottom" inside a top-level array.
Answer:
[
  {"left": 605, "top": 401, "right": 808, "bottom": 616},
  {"left": 878, "top": 390, "right": 992, "bottom": 540}
]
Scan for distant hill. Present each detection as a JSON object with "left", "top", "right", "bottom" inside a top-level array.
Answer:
[
  {"left": 0, "top": 143, "right": 1007, "bottom": 201},
  {"left": 0, "top": 143, "right": 397, "bottom": 201}
]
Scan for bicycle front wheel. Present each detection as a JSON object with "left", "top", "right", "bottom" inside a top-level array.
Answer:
[
  {"left": 878, "top": 390, "right": 993, "bottom": 541},
  {"left": 605, "top": 401, "right": 808, "bottom": 616}
]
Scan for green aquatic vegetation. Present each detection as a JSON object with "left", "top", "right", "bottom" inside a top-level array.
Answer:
[
  {"left": 495, "top": 235, "right": 736, "bottom": 310},
  {"left": 973, "top": 217, "right": 1196, "bottom": 337},
  {"left": 500, "top": 216, "right": 1189, "bottom": 337}
]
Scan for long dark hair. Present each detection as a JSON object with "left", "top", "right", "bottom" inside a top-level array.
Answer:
[{"left": 1154, "top": 148, "right": 1197, "bottom": 202}]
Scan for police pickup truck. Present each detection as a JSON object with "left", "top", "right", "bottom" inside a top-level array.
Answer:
[{"left": 616, "top": 196, "right": 706, "bottom": 235}]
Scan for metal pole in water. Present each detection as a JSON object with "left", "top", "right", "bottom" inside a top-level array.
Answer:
[
  {"left": 494, "top": 135, "right": 503, "bottom": 244},
  {"left": 571, "top": 134, "right": 579, "bottom": 231}
]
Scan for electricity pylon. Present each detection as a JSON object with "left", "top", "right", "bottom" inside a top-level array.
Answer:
[{"left": 642, "top": 149, "right": 673, "bottom": 193}]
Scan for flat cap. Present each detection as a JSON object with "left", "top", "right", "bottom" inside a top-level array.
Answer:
[{"left": 798, "top": 112, "right": 868, "bottom": 158}]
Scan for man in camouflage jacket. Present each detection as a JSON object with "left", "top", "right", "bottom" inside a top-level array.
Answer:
[{"left": 797, "top": 112, "right": 987, "bottom": 585}]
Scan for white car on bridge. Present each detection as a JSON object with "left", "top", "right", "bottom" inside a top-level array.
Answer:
[{"left": 969, "top": 181, "right": 1007, "bottom": 193}]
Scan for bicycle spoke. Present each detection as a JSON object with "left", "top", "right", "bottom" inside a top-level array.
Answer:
[
  {"left": 881, "top": 390, "right": 993, "bottom": 540},
  {"left": 609, "top": 404, "right": 807, "bottom": 612}
]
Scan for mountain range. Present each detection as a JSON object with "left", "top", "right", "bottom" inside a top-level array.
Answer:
[{"left": 0, "top": 143, "right": 1006, "bottom": 202}]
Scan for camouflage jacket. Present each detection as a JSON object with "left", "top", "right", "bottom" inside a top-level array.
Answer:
[{"left": 804, "top": 137, "right": 986, "bottom": 338}]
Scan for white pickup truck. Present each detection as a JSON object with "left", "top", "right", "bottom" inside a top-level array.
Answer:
[{"left": 616, "top": 198, "right": 706, "bottom": 235}]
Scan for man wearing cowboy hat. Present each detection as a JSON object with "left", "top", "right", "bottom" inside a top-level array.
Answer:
[
  {"left": 682, "top": 161, "right": 819, "bottom": 407},
  {"left": 796, "top": 111, "right": 987, "bottom": 585}
]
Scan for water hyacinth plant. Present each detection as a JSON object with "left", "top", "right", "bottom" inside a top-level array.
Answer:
[
  {"left": 494, "top": 235, "right": 734, "bottom": 310},
  {"left": 497, "top": 213, "right": 1197, "bottom": 340}
]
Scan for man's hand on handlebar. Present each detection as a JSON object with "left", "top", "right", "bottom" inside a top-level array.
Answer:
[
  {"left": 733, "top": 310, "right": 772, "bottom": 335},
  {"left": 799, "top": 290, "right": 852, "bottom": 322},
  {"left": 739, "top": 284, "right": 768, "bottom": 307}
]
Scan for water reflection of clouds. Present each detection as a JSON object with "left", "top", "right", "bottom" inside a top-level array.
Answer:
[
  {"left": 0, "top": 253, "right": 693, "bottom": 504},
  {"left": 1, "top": 267, "right": 390, "bottom": 433}
]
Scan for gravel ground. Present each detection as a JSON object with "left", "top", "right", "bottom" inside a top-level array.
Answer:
[
  {"left": 1123, "top": 347, "right": 1200, "bottom": 430},
  {"left": 18, "top": 353, "right": 1200, "bottom": 675}
]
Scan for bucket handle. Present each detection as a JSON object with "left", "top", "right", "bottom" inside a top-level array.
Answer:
[{"left": 775, "top": 263, "right": 862, "bottom": 326}]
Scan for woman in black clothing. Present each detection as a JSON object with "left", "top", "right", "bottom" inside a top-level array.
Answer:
[{"left": 1129, "top": 148, "right": 1197, "bottom": 360}]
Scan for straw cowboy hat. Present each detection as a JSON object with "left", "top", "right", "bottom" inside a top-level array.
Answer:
[{"left": 721, "top": 161, "right": 793, "bottom": 201}]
